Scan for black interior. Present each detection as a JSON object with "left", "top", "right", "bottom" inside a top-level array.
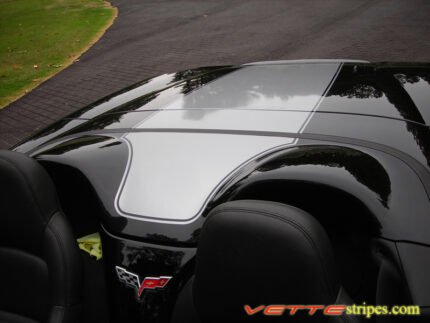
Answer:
[
  {"left": 193, "top": 199, "right": 360, "bottom": 322},
  {"left": 40, "top": 162, "right": 109, "bottom": 323},
  {"left": 232, "top": 181, "right": 381, "bottom": 306},
  {"left": 0, "top": 151, "right": 83, "bottom": 323}
]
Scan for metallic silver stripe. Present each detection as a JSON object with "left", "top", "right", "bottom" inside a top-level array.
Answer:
[{"left": 115, "top": 63, "right": 343, "bottom": 223}]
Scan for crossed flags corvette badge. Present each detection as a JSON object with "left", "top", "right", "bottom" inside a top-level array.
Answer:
[{"left": 115, "top": 266, "right": 172, "bottom": 298}]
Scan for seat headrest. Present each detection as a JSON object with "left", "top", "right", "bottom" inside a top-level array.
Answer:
[
  {"left": 193, "top": 200, "right": 341, "bottom": 321},
  {"left": 0, "top": 150, "right": 60, "bottom": 254}
]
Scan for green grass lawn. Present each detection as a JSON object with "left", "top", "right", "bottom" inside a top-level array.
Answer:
[{"left": 0, "top": 0, "right": 116, "bottom": 108}]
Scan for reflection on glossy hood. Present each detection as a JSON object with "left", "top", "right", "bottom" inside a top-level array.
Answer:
[{"left": 14, "top": 60, "right": 430, "bottom": 225}]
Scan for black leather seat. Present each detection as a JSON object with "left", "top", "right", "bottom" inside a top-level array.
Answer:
[
  {"left": 193, "top": 200, "right": 359, "bottom": 322},
  {"left": 0, "top": 151, "right": 82, "bottom": 323}
]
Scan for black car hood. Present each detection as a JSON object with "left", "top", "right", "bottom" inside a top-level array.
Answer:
[
  {"left": 15, "top": 60, "right": 430, "bottom": 152},
  {"left": 12, "top": 60, "right": 430, "bottom": 244}
]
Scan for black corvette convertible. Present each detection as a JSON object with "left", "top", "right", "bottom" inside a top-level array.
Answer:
[{"left": 1, "top": 60, "right": 429, "bottom": 322}]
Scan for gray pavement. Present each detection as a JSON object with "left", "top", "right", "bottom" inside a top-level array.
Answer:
[{"left": 1, "top": 0, "right": 430, "bottom": 148}]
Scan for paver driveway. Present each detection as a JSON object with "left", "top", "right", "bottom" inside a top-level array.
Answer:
[{"left": 1, "top": 0, "right": 430, "bottom": 148}]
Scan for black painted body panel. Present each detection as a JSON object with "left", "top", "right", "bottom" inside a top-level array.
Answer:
[{"left": 11, "top": 61, "right": 430, "bottom": 322}]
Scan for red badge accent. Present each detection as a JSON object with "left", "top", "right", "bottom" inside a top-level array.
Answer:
[{"left": 138, "top": 276, "right": 172, "bottom": 296}]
